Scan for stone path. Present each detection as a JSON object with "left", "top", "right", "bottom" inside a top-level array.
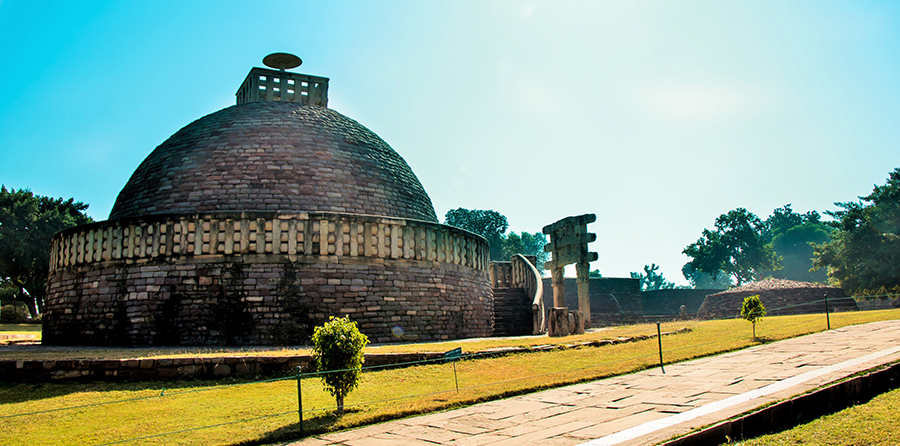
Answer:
[{"left": 287, "top": 320, "right": 900, "bottom": 446}]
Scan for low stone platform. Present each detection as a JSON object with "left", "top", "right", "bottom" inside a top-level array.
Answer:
[{"left": 0, "top": 329, "right": 688, "bottom": 382}]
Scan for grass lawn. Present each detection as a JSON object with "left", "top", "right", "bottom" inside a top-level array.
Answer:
[
  {"left": 0, "top": 309, "right": 897, "bottom": 446},
  {"left": 0, "top": 324, "right": 41, "bottom": 334},
  {"left": 732, "top": 385, "right": 900, "bottom": 445},
  {"left": 0, "top": 324, "right": 41, "bottom": 343}
]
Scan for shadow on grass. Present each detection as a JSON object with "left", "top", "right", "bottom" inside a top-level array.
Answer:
[
  {"left": 0, "top": 376, "right": 268, "bottom": 406},
  {"left": 235, "top": 408, "right": 364, "bottom": 446},
  {"left": 752, "top": 336, "right": 776, "bottom": 344}
]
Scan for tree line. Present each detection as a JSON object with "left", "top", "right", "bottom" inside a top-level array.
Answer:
[
  {"left": 683, "top": 167, "right": 900, "bottom": 296},
  {"left": 0, "top": 186, "right": 92, "bottom": 319}
]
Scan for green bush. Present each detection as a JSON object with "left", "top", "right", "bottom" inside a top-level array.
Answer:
[
  {"left": 741, "top": 294, "right": 767, "bottom": 339},
  {"left": 311, "top": 316, "right": 369, "bottom": 414},
  {"left": 0, "top": 304, "right": 17, "bottom": 322},
  {"left": 0, "top": 302, "right": 30, "bottom": 322}
]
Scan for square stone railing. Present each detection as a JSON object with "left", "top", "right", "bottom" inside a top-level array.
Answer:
[{"left": 236, "top": 67, "right": 329, "bottom": 107}]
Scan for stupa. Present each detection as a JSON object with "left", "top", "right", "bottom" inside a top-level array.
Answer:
[{"left": 43, "top": 54, "right": 492, "bottom": 346}]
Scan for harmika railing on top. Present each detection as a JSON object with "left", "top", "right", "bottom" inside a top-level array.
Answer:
[
  {"left": 511, "top": 254, "right": 545, "bottom": 334},
  {"left": 236, "top": 67, "right": 329, "bottom": 107}
]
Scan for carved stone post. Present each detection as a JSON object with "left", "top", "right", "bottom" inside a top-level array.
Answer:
[
  {"left": 551, "top": 266, "right": 566, "bottom": 308},
  {"left": 576, "top": 261, "right": 590, "bottom": 329},
  {"left": 549, "top": 307, "right": 570, "bottom": 337}
]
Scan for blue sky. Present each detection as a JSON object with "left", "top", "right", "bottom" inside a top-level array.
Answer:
[{"left": 1, "top": 1, "right": 899, "bottom": 285}]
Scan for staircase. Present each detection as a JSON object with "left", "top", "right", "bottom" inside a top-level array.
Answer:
[{"left": 491, "top": 287, "right": 534, "bottom": 337}]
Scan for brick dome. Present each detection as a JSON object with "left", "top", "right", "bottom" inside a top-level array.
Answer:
[{"left": 109, "top": 101, "right": 437, "bottom": 222}]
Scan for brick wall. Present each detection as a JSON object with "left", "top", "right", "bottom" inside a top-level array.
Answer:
[
  {"left": 44, "top": 257, "right": 491, "bottom": 346},
  {"left": 641, "top": 289, "right": 725, "bottom": 319}
]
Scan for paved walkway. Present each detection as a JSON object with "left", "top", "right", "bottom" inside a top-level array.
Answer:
[{"left": 289, "top": 320, "right": 900, "bottom": 446}]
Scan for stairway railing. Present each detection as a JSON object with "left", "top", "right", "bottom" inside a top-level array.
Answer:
[{"left": 511, "top": 254, "right": 545, "bottom": 334}]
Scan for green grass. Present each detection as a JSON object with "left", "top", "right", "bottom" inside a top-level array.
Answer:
[
  {"left": 0, "top": 309, "right": 897, "bottom": 446},
  {"left": 731, "top": 386, "right": 900, "bottom": 445},
  {"left": 0, "top": 324, "right": 41, "bottom": 334},
  {"left": 0, "top": 324, "right": 40, "bottom": 343}
]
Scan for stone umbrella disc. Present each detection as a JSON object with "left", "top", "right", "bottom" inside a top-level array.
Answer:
[{"left": 263, "top": 53, "right": 302, "bottom": 70}]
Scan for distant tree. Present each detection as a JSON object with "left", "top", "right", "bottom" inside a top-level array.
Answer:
[
  {"left": 813, "top": 168, "right": 900, "bottom": 294},
  {"left": 444, "top": 208, "right": 508, "bottom": 261},
  {"left": 311, "top": 316, "right": 370, "bottom": 415},
  {"left": 681, "top": 263, "right": 732, "bottom": 289},
  {"left": 589, "top": 269, "right": 602, "bottom": 278},
  {"left": 683, "top": 208, "right": 780, "bottom": 286},
  {"left": 741, "top": 294, "right": 766, "bottom": 339},
  {"left": 0, "top": 186, "right": 92, "bottom": 317},
  {"left": 763, "top": 205, "right": 829, "bottom": 283},
  {"left": 501, "top": 231, "right": 549, "bottom": 273},
  {"left": 630, "top": 263, "right": 676, "bottom": 291}
]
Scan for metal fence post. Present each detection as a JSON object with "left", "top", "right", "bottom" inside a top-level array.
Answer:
[
  {"left": 296, "top": 366, "right": 304, "bottom": 435},
  {"left": 825, "top": 293, "right": 831, "bottom": 330},
  {"left": 657, "top": 322, "right": 665, "bottom": 374}
]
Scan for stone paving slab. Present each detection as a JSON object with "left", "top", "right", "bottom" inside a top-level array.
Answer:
[{"left": 287, "top": 320, "right": 900, "bottom": 446}]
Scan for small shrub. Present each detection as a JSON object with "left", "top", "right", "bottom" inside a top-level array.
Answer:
[
  {"left": 0, "top": 302, "right": 30, "bottom": 322},
  {"left": 311, "top": 316, "right": 369, "bottom": 414},
  {"left": 741, "top": 294, "right": 766, "bottom": 339}
]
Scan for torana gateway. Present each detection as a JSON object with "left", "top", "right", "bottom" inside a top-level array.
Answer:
[{"left": 43, "top": 54, "right": 493, "bottom": 346}]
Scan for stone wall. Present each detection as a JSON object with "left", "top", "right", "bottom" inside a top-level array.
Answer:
[
  {"left": 641, "top": 289, "right": 725, "bottom": 319},
  {"left": 44, "top": 212, "right": 491, "bottom": 346},
  {"left": 541, "top": 277, "right": 642, "bottom": 327}
]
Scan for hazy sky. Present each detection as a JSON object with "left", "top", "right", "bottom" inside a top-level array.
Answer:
[{"left": 1, "top": 1, "right": 899, "bottom": 285}]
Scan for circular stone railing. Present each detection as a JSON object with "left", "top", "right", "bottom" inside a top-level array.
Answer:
[{"left": 50, "top": 212, "right": 489, "bottom": 272}]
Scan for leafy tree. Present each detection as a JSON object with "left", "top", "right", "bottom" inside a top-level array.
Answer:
[
  {"left": 0, "top": 186, "right": 92, "bottom": 317},
  {"left": 589, "top": 269, "right": 602, "bottom": 278},
  {"left": 444, "top": 208, "right": 508, "bottom": 260},
  {"left": 444, "top": 208, "right": 549, "bottom": 269},
  {"left": 630, "top": 263, "right": 675, "bottom": 291},
  {"left": 741, "top": 294, "right": 766, "bottom": 339},
  {"left": 763, "top": 205, "right": 829, "bottom": 283},
  {"left": 813, "top": 168, "right": 900, "bottom": 294},
  {"left": 310, "top": 316, "right": 370, "bottom": 414},
  {"left": 681, "top": 263, "right": 732, "bottom": 289},
  {"left": 683, "top": 208, "right": 779, "bottom": 286},
  {"left": 500, "top": 231, "right": 549, "bottom": 273}
]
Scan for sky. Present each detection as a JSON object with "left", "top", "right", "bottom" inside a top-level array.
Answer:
[{"left": 1, "top": 1, "right": 899, "bottom": 285}]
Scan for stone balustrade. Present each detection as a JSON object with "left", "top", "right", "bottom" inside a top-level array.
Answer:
[
  {"left": 50, "top": 212, "right": 488, "bottom": 273},
  {"left": 511, "top": 255, "right": 545, "bottom": 334}
]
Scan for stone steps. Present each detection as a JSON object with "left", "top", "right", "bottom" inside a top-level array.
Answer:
[{"left": 492, "top": 287, "right": 533, "bottom": 337}]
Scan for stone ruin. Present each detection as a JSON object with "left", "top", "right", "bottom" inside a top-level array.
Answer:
[{"left": 696, "top": 279, "right": 858, "bottom": 319}]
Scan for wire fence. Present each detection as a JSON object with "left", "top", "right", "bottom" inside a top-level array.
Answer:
[{"left": 1, "top": 294, "right": 898, "bottom": 445}]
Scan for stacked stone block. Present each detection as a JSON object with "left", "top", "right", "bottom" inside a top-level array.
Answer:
[{"left": 696, "top": 280, "right": 857, "bottom": 320}]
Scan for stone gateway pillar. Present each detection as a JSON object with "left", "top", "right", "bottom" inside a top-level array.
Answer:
[{"left": 542, "top": 214, "right": 598, "bottom": 337}]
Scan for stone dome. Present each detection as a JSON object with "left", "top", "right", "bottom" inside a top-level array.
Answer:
[{"left": 110, "top": 101, "right": 437, "bottom": 222}]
